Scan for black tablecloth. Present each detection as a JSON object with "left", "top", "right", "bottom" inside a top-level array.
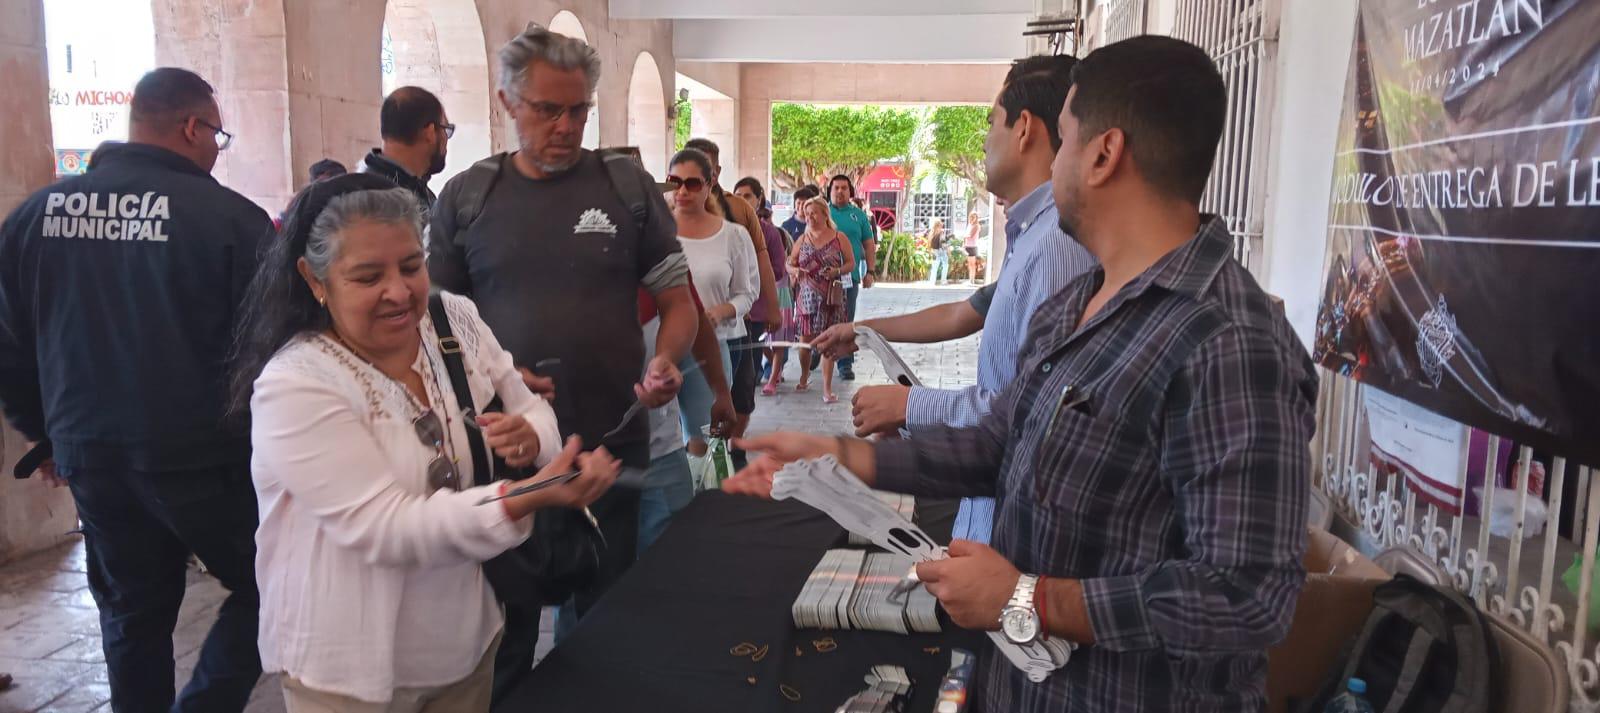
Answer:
[{"left": 499, "top": 491, "right": 983, "bottom": 713}]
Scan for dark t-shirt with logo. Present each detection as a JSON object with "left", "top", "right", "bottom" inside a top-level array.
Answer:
[{"left": 428, "top": 150, "right": 682, "bottom": 467}]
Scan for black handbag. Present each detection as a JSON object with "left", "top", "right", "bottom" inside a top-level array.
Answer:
[{"left": 428, "top": 293, "right": 605, "bottom": 607}]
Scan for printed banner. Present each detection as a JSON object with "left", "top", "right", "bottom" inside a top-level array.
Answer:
[
  {"left": 1365, "top": 387, "right": 1471, "bottom": 511},
  {"left": 1313, "top": 0, "right": 1600, "bottom": 465}
]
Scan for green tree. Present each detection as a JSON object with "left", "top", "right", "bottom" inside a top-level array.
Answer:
[
  {"left": 928, "top": 105, "right": 989, "bottom": 212},
  {"left": 674, "top": 98, "right": 692, "bottom": 152},
  {"left": 769, "top": 103, "right": 918, "bottom": 192}
]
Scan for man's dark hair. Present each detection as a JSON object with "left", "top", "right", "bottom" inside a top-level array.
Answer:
[
  {"left": 683, "top": 137, "right": 720, "bottom": 160},
  {"left": 829, "top": 174, "right": 855, "bottom": 198},
  {"left": 308, "top": 159, "right": 348, "bottom": 182},
  {"left": 793, "top": 184, "right": 820, "bottom": 202},
  {"left": 668, "top": 148, "right": 715, "bottom": 183},
  {"left": 997, "top": 54, "right": 1078, "bottom": 151},
  {"left": 130, "top": 68, "right": 215, "bottom": 123},
  {"left": 1069, "top": 36, "right": 1225, "bottom": 203},
  {"left": 380, "top": 86, "right": 446, "bottom": 144}
]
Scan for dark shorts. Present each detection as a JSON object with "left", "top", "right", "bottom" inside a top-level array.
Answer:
[{"left": 963, "top": 246, "right": 979, "bottom": 258}]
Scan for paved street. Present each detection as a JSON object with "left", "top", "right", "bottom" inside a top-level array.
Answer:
[{"left": 0, "top": 284, "right": 979, "bottom": 712}]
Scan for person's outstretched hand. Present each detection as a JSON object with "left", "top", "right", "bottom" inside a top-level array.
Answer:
[
  {"left": 722, "top": 432, "right": 839, "bottom": 498},
  {"left": 810, "top": 322, "right": 859, "bottom": 359}
]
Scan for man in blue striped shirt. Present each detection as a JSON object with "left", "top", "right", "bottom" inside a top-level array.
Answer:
[{"left": 814, "top": 54, "right": 1095, "bottom": 544}]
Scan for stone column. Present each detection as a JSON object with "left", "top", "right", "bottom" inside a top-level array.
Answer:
[
  {"left": 689, "top": 97, "right": 738, "bottom": 182},
  {"left": 283, "top": 0, "right": 387, "bottom": 197},
  {"left": 0, "top": 0, "right": 77, "bottom": 564},
  {"left": 154, "top": 0, "right": 296, "bottom": 212}
]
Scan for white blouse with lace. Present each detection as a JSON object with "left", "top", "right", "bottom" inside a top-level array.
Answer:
[{"left": 250, "top": 292, "right": 561, "bottom": 703}]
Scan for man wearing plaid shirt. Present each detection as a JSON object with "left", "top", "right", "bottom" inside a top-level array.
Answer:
[{"left": 730, "top": 35, "right": 1317, "bottom": 713}]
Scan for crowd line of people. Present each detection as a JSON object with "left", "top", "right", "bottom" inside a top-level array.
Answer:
[{"left": 0, "top": 19, "right": 1318, "bottom": 713}]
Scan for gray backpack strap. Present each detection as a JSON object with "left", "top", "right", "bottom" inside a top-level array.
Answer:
[
  {"left": 452, "top": 152, "right": 510, "bottom": 238},
  {"left": 596, "top": 148, "right": 650, "bottom": 231},
  {"left": 1381, "top": 628, "right": 1437, "bottom": 713},
  {"left": 1434, "top": 585, "right": 1496, "bottom": 712}
]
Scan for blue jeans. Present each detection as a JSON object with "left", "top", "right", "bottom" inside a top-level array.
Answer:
[
  {"left": 838, "top": 284, "right": 861, "bottom": 373},
  {"left": 62, "top": 463, "right": 261, "bottom": 713},
  {"left": 637, "top": 448, "right": 695, "bottom": 553},
  {"left": 677, "top": 343, "right": 732, "bottom": 445},
  {"left": 932, "top": 248, "right": 950, "bottom": 282}
]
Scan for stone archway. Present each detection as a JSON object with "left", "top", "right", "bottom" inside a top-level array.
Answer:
[
  {"left": 627, "top": 51, "right": 667, "bottom": 178},
  {"left": 382, "top": 0, "right": 493, "bottom": 188},
  {"left": 151, "top": 0, "right": 295, "bottom": 210},
  {"left": 548, "top": 10, "right": 599, "bottom": 150}
]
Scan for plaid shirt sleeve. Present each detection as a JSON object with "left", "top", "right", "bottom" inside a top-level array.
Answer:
[
  {"left": 1081, "top": 324, "right": 1314, "bottom": 655},
  {"left": 875, "top": 380, "right": 1016, "bottom": 499}
]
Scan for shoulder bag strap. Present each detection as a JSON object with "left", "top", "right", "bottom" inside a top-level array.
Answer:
[{"left": 428, "top": 293, "right": 492, "bottom": 486}]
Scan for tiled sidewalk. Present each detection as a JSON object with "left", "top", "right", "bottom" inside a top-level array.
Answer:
[{"left": 0, "top": 284, "right": 978, "bottom": 712}]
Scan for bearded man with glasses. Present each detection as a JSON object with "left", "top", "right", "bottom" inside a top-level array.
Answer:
[
  {"left": 0, "top": 67, "right": 271, "bottom": 712},
  {"left": 361, "top": 86, "right": 453, "bottom": 221},
  {"left": 427, "top": 23, "right": 698, "bottom": 704}
]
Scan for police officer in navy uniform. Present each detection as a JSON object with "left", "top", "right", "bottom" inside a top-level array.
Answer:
[{"left": 0, "top": 68, "right": 270, "bottom": 713}]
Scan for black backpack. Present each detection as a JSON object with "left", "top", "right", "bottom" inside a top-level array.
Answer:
[
  {"left": 448, "top": 147, "right": 652, "bottom": 238},
  {"left": 1297, "top": 574, "right": 1500, "bottom": 713}
]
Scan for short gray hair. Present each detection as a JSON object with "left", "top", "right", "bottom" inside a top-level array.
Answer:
[
  {"left": 497, "top": 22, "right": 601, "bottom": 99},
  {"left": 302, "top": 187, "right": 423, "bottom": 280}
]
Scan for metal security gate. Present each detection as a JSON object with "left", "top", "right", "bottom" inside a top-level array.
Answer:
[
  {"left": 1173, "top": 0, "right": 1277, "bottom": 273},
  {"left": 1314, "top": 370, "right": 1584, "bottom": 710},
  {"left": 907, "top": 192, "right": 952, "bottom": 235},
  {"left": 1101, "top": 0, "right": 1146, "bottom": 43}
]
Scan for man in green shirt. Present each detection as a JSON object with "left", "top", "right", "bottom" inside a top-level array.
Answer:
[{"left": 827, "top": 174, "right": 876, "bottom": 381}]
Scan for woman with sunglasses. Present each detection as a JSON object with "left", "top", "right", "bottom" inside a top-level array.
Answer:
[
  {"left": 230, "top": 174, "right": 619, "bottom": 711},
  {"left": 664, "top": 149, "right": 758, "bottom": 457}
]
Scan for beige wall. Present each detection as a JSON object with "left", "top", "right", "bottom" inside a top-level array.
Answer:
[
  {"left": 0, "top": 0, "right": 76, "bottom": 563},
  {"left": 475, "top": 0, "right": 675, "bottom": 160},
  {"left": 154, "top": 0, "right": 296, "bottom": 212},
  {"left": 678, "top": 60, "right": 740, "bottom": 99},
  {"left": 385, "top": 0, "right": 497, "bottom": 191},
  {"left": 284, "top": 0, "right": 390, "bottom": 199},
  {"left": 140, "top": 0, "right": 674, "bottom": 210},
  {"left": 735, "top": 62, "right": 1008, "bottom": 189}
]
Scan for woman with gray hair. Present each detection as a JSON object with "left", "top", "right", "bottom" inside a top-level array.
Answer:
[{"left": 230, "top": 174, "right": 619, "bottom": 711}]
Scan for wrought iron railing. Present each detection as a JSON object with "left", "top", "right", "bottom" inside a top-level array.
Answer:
[{"left": 1314, "top": 369, "right": 1595, "bottom": 709}]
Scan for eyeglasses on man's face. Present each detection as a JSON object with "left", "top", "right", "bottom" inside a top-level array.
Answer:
[
  {"left": 516, "top": 98, "right": 593, "bottom": 124},
  {"left": 434, "top": 121, "right": 456, "bottom": 139},
  {"left": 191, "top": 118, "right": 234, "bottom": 150}
]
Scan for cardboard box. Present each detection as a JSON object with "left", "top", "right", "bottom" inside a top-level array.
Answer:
[{"left": 1265, "top": 527, "right": 1391, "bottom": 713}]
